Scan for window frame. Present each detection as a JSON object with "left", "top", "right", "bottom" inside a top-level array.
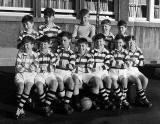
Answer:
[
  {"left": 128, "top": 0, "right": 148, "bottom": 22},
  {"left": 149, "top": 0, "right": 160, "bottom": 22},
  {"left": 83, "top": 0, "right": 115, "bottom": 20},
  {"left": 0, "top": 0, "right": 33, "bottom": 16}
]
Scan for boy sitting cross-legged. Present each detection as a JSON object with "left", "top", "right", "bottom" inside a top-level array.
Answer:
[
  {"left": 15, "top": 36, "right": 38, "bottom": 119},
  {"left": 109, "top": 34, "right": 131, "bottom": 109},
  {"left": 126, "top": 35, "right": 152, "bottom": 108},
  {"left": 55, "top": 31, "right": 76, "bottom": 114},
  {"left": 34, "top": 35, "right": 59, "bottom": 117},
  {"left": 91, "top": 33, "right": 116, "bottom": 110}
]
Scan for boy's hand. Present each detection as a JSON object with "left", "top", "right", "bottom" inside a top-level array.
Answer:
[
  {"left": 36, "top": 68, "right": 40, "bottom": 73},
  {"left": 116, "top": 60, "right": 124, "bottom": 68},
  {"left": 21, "top": 62, "right": 26, "bottom": 67},
  {"left": 61, "top": 60, "right": 69, "bottom": 68},
  {"left": 68, "top": 64, "right": 73, "bottom": 70},
  {"left": 91, "top": 68, "right": 96, "bottom": 72},
  {"left": 122, "top": 64, "right": 127, "bottom": 69},
  {"left": 41, "top": 65, "right": 48, "bottom": 71}
]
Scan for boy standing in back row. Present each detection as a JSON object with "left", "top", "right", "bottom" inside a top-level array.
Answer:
[
  {"left": 115, "top": 20, "right": 129, "bottom": 49},
  {"left": 101, "top": 19, "right": 115, "bottom": 51},
  {"left": 38, "top": 7, "right": 62, "bottom": 52},
  {"left": 17, "top": 15, "right": 39, "bottom": 50},
  {"left": 72, "top": 9, "right": 95, "bottom": 49}
]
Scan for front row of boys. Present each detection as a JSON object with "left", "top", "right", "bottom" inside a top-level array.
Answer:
[{"left": 14, "top": 30, "right": 152, "bottom": 119}]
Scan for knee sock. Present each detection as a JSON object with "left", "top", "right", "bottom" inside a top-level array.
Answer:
[
  {"left": 122, "top": 88, "right": 128, "bottom": 99},
  {"left": 64, "top": 89, "right": 73, "bottom": 104},
  {"left": 16, "top": 93, "right": 21, "bottom": 105},
  {"left": 137, "top": 89, "right": 147, "bottom": 100},
  {"left": 45, "top": 90, "right": 56, "bottom": 106},
  {"left": 58, "top": 89, "right": 65, "bottom": 99},
  {"left": 39, "top": 92, "right": 46, "bottom": 106},
  {"left": 99, "top": 88, "right": 111, "bottom": 102},
  {"left": 18, "top": 93, "right": 29, "bottom": 109}
]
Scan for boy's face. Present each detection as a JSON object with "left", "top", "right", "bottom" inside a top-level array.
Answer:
[
  {"left": 118, "top": 25, "right": 127, "bottom": 35},
  {"left": 116, "top": 39, "right": 124, "bottom": 50},
  {"left": 101, "top": 24, "right": 111, "bottom": 32},
  {"left": 24, "top": 42, "right": 33, "bottom": 51},
  {"left": 95, "top": 38, "right": 105, "bottom": 49},
  {"left": 23, "top": 21, "right": 34, "bottom": 30},
  {"left": 44, "top": 15, "right": 54, "bottom": 24},
  {"left": 78, "top": 43, "right": 88, "bottom": 54},
  {"left": 129, "top": 39, "right": 136, "bottom": 50},
  {"left": 61, "top": 36, "right": 71, "bottom": 49},
  {"left": 40, "top": 42, "right": 50, "bottom": 51},
  {"left": 81, "top": 13, "right": 89, "bottom": 24}
]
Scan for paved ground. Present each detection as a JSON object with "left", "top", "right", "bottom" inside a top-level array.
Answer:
[{"left": 0, "top": 67, "right": 160, "bottom": 124}]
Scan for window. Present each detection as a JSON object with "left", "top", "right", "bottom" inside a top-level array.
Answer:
[
  {"left": 154, "top": 0, "right": 160, "bottom": 18},
  {"left": 0, "top": 0, "right": 33, "bottom": 16},
  {"left": 83, "top": 0, "right": 115, "bottom": 20},
  {"left": 129, "top": 0, "right": 148, "bottom": 21},
  {"left": 41, "top": 0, "right": 76, "bottom": 18},
  {"left": 148, "top": 0, "right": 160, "bottom": 22}
]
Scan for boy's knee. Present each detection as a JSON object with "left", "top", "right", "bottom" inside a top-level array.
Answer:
[
  {"left": 89, "top": 77, "right": 100, "bottom": 88},
  {"left": 49, "top": 79, "right": 58, "bottom": 88},
  {"left": 35, "top": 82, "right": 44, "bottom": 89},
  {"left": 103, "top": 76, "right": 112, "bottom": 85},
  {"left": 66, "top": 78, "right": 75, "bottom": 89},
  {"left": 25, "top": 82, "right": 34, "bottom": 89},
  {"left": 144, "top": 77, "right": 148, "bottom": 83}
]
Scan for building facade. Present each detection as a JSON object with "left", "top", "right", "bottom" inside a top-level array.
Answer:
[{"left": 0, "top": 0, "right": 160, "bottom": 66}]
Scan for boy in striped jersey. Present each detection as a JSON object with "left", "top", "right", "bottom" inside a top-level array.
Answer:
[
  {"left": 72, "top": 38, "right": 95, "bottom": 111},
  {"left": 34, "top": 35, "right": 58, "bottom": 117},
  {"left": 17, "top": 15, "right": 39, "bottom": 50},
  {"left": 38, "top": 8, "right": 62, "bottom": 52},
  {"left": 55, "top": 31, "right": 75, "bottom": 114},
  {"left": 109, "top": 34, "right": 131, "bottom": 109},
  {"left": 72, "top": 38, "right": 112, "bottom": 111},
  {"left": 91, "top": 33, "right": 115, "bottom": 110},
  {"left": 15, "top": 36, "right": 38, "bottom": 119},
  {"left": 126, "top": 35, "right": 152, "bottom": 108}
]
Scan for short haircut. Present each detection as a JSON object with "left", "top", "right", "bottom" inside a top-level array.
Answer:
[
  {"left": 77, "top": 38, "right": 88, "bottom": 45},
  {"left": 44, "top": 7, "right": 55, "bottom": 17},
  {"left": 92, "top": 33, "right": 105, "bottom": 42},
  {"left": 115, "top": 34, "right": 125, "bottom": 41},
  {"left": 57, "top": 31, "right": 72, "bottom": 39},
  {"left": 22, "top": 15, "right": 33, "bottom": 24},
  {"left": 101, "top": 19, "right": 111, "bottom": 25},
  {"left": 126, "top": 35, "right": 136, "bottom": 41},
  {"left": 117, "top": 20, "right": 127, "bottom": 27},
  {"left": 21, "top": 36, "right": 35, "bottom": 46},
  {"left": 39, "top": 35, "right": 50, "bottom": 43},
  {"left": 79, "top": 9, "right": 89, "bottom": 18}
]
